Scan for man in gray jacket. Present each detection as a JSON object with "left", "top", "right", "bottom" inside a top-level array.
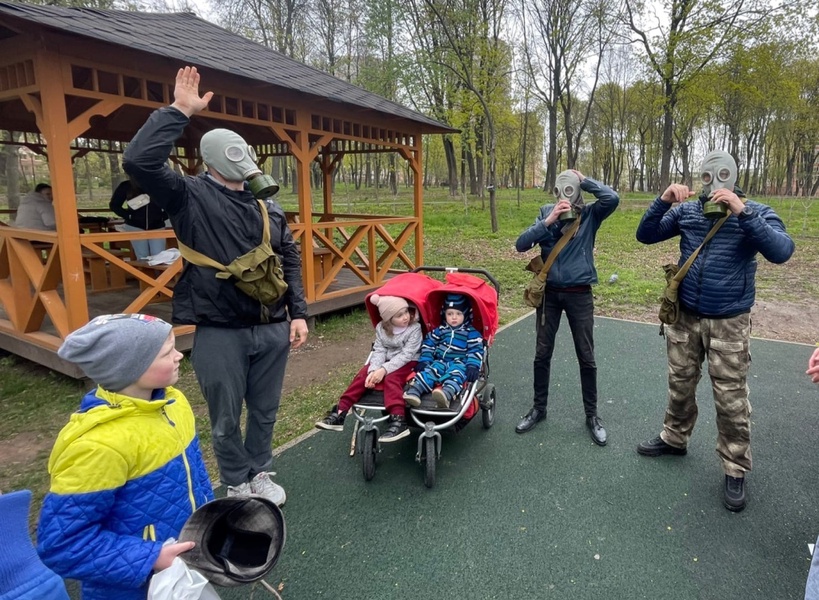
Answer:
[{"left": 15, "top": 183, "right": 55, "bottom": 230}]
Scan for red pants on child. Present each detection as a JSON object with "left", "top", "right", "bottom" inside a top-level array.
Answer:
[{"left": 338, "top": 362, "right": 416, "bottom": 416}]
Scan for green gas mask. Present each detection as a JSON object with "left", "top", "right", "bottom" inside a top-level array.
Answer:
[
  {"left": 700, "top": 150, "right": 737, "bottom": 219},
  {"left": 200, "top": 129, "right": 280, "bottom": 199}
]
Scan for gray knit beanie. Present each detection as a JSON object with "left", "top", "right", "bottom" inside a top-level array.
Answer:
[{"left": 58, "top": 314, "right": 173, "bottom": 392}]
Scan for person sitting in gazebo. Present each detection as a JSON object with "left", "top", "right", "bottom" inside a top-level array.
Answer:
[{"left": 15, "top": 183, "right": 55, "bottom": 230}]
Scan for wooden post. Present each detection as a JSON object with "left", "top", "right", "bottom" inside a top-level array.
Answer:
[
  {"left": 413, "top": 132, "right": 424, "bottom": 268},
  {"left": 294, "top": 111, "right": 315, "bottom": 302},
  {"left": 33, "top": 50, "right": 89, "bottom": 330}
]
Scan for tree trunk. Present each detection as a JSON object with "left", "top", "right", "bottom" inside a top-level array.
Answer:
[
  {"left": 659, "top": 87, "right": 675, "bottom": 190},
  {"left": 443, "top": 135, "right": 458, "bottom": 196},
  {"left": 546, "top": 103, "right": 558, "bottom": 190}
]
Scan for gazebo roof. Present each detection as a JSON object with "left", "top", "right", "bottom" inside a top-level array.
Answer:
[{"left": 0, "top": 1, "right": 455, "bottom": 134}]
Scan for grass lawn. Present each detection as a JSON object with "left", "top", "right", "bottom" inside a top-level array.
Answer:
[{"left": 2, "top": 184, "right": 817, "bottom": 526}]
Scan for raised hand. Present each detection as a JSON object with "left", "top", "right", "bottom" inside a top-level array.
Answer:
[
  {"left": 660, "top": 184, "right": 695, "bottom": 204},
  {"left": 170, "top": 66, "right": 213, "bottom": 118}
]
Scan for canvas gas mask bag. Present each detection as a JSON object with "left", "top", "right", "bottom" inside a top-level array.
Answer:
[
  {"left": 176, "top": 200, "right": 288, "bottom": 314},
  {"left": 200, "top": 129, "right": 279, "bottom": 199},
  {"left": 523, "top": 216, "right": 582, "bottom": 309}
]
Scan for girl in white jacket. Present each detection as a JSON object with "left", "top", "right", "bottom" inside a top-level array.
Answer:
[{"left": 315, "top": 294, "right": 422, "bottom": 442}]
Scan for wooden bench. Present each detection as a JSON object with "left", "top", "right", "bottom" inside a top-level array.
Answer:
[
  {"left": 82, "top": 250, "right": 130, "bottom": 292},
  {"left": 311, "top": 247, "right": 334, "bottom": 279}
]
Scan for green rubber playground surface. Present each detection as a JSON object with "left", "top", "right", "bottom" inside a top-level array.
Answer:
[
  {"left": 71, "top": 315, "right": 819, "bottom": 599},
  {"left": 246, "top": 315, "right": 818, "bottom": 600}
]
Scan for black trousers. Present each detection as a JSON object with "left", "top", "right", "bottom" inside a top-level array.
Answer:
[{"left": 532, "top": 288, "right": 598, "bottom": 417}]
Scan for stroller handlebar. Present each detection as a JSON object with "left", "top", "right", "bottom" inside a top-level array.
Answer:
[{"left": 410, "top": 266, "right": 501, "bottom": 298}]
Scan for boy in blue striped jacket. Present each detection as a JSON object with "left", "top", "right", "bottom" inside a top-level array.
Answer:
[{"left": 404, "top": 293, "right": 484, "bottom": 409}]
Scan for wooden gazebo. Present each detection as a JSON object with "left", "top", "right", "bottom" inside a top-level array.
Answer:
[{"left": 0, "top": 2, "right": 455, "bottom": 376}]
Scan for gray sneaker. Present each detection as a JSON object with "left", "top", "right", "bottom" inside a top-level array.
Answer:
[
  {"left": 403, "top": 385, "right": 422, "bottom": 407},
  {"left": 226, "top": 481, "right": 251, "bottom": 497},
  {"left": 431, "top": 388, "right": 450, "bottom": 408},
  {"left": 250, "top": 472, "right": 286, "bottom": 507}
]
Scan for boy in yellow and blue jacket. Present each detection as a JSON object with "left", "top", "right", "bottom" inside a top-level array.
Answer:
[{"left": 37, "top": 314, "right": 214, "bottom": 600}]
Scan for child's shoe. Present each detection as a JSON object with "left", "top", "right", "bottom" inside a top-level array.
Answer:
[
  {"left": 431, "top": 387, "right": 450, "bottom": 409},
  {"left": 403, "top": 385, "right": 422, "bottom": 407},
  {"left": 379, "top": 414, "right": 410, "bottom": 443},
  {"left": 315, "top": 405, "right": 347, "bottom": 431}
]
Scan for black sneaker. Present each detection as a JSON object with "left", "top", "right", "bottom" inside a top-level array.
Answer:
[
  {"left": 724, "top": 475, "right": 746, "bottom": 512},
  {"left": 315, "top": 405, "right": 347, "bottom": 431},
  {"left": 636, "top": 435, "right": 687, "bottom": 457},
  {"left": 379, "top": 415, "right": 410, "bottom": 443}
]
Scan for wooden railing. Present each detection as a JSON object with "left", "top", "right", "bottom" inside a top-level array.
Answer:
[{"left": 0, "top": 213, "right": 418, "bottom": 347}]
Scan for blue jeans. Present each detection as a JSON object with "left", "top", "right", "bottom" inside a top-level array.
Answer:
[
  {"left": 532, "top": 288, "right": 597, "bottom": 417},
  {"left": 119, "top": 222, "right": 165, "bottom": 259}
]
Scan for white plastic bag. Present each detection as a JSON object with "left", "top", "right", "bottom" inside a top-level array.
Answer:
[{"left": 148, "top": 557, "right": 221, "bottom": 600}]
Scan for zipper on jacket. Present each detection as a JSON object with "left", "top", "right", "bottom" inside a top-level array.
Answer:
[
  {"left": 695, "top": 238, "right": 709, "bottom": 312},
  {"left": 161, "top": 407, "right": 198, "bottom": 512}
]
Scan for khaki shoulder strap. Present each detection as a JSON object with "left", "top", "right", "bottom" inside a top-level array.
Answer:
[
  {"left": 536, "top": 216, "right": 582, "bottom": 283},
  {"left": 177, "top": 200, "right": 271, "bottom": 277},
  {"left": 672, "top": 214, "right": 729, "bottom": 284}
]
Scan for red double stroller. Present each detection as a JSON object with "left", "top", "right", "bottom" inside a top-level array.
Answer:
[{"left": 353, "top": 267, "right": 500, "bottom": 488}]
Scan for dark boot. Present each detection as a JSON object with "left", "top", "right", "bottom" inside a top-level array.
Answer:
[
  {"left": 515, "top": 407, "right": 546, "bottom": 434},
  {"left": 379, "top": 414, "right": 410, "bottom": 443},
  {"left": 315, "top": 405, "right": 347, "bottom": 431},
  {"left": 586, "top": 416, "right": 607, "bottom": 446},
  {"left": 724, "top": 475, "right": 746, "bottom": 512},
  {"left": 636, "top": 435, "right": 687, "bottom": 457}
]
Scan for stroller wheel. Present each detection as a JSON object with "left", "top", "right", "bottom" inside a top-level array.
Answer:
[
  {"left": 423, "top": 436, "right": 436, "bottom": 488},
  {"left": 362, "top": 429, "right": 377, "bottom": 481},
  {"left": 481, "top": 383, "right": 496, "bottom": 429}
]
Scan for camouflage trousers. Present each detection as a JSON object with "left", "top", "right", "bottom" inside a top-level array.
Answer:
[{"left": 659, "top": 310, "right": 752, "bottom": 477}]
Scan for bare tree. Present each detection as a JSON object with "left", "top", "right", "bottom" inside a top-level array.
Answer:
[
  {"left": 520, "top": 0, "right": 619, "bottom": 189},
  {"left": 623, "top": 0, "right": 784, "bottom": 191},
  {"left": 416, "top": 0, "right": 510, "bottom": 231}
]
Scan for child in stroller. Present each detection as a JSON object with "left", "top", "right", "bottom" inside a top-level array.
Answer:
[
  {"left": 403, "top": 293, "right": 484, "bottom": 409},
  {"left": 314, "top": 294, "right": 422, "bottom": 442}
]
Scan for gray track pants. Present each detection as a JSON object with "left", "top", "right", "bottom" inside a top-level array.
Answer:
[{"left": 191, "top": 322, "right": 291, "bottom": 487}]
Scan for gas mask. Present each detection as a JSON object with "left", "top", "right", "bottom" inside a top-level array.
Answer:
[
  {"left": 200, "top": 129, "right": 279, "bottom": 199},
  {"left": 553, "top": 170, "right": 584, "bottom": 222},
  {"left": 700, "top": 150, "right": 737, "bottom": 219}
]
